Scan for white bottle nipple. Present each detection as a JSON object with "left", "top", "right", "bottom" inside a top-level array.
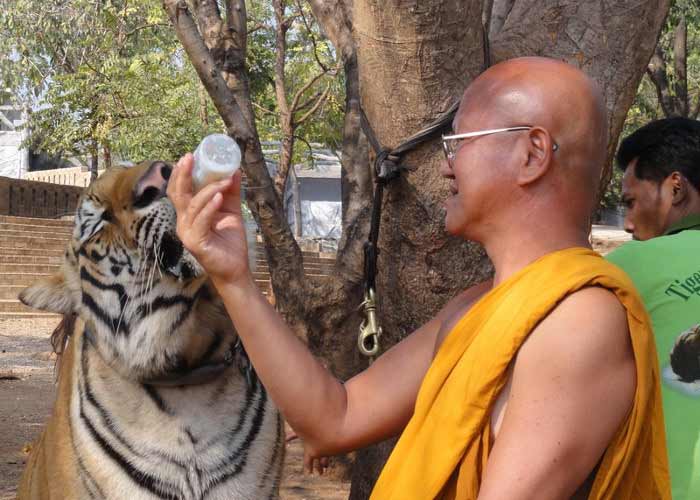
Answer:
[{"left": 192, "top": 133, "right": 242, "bottom": 191}]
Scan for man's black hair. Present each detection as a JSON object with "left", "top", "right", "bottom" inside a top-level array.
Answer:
[{"left": 616, "top": 117, "right": 700, "bottom": 190}]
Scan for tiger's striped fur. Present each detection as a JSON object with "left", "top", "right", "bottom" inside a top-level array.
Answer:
[{"left": 17, "top": 161, "right": 284, "bottom": 500}]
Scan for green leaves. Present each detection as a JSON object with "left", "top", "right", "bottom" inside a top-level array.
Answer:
[
  {"left": 0, "top": 0, "right": 344, "bottom": 170},
  {"left": 1, "top": 0, "right": 223, "bottom": 163}
]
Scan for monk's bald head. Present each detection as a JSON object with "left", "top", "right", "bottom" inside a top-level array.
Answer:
[{"left": 456, "top": 57, "right": 608, "bottom": 205}]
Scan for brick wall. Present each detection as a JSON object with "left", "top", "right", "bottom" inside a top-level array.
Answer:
[{"left": 0, "top": 176, "right": 82, "bottom": 218}]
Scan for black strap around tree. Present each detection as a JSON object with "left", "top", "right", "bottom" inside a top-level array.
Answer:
[{"left": 357, "top": 103, "right": 458, "bottom": 356}]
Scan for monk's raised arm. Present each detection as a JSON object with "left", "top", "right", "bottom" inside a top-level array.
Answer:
[
  {"left": 478, "top": 286, "right": 636, "bottom": 500},
  {"left": 218, "top": 277, "right": 490, "bottom": 459}
]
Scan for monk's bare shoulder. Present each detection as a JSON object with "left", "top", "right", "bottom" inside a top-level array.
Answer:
[
  {"left": 479, "top": 286, "right": 635, "bottom": 500},
  {"left": 434, "top": 280, "right": 493, "bottom": 353}
]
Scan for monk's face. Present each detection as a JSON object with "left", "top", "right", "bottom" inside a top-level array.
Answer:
[
  {"left": 621, "top": 159, "right": 675, "bottom": 240},
  {"left": 441, "top": 101, "right": 523, "bottom": 240}
]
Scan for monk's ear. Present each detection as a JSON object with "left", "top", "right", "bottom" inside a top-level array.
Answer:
[
  {"left": 19, "top": 272, "right": 74, "bottom": 314},
  {"left": 517, "top": 126, "right": 556, "bottom": 186}
]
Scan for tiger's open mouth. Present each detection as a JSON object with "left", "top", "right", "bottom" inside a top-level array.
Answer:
[{"left": 157, "top": 230, "right": 203, "bottom": 281}]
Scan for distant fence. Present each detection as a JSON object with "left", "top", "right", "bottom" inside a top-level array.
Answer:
[
  {"left": 24, "top": 166, "right": 102, "bottom": 187},
  {"left": 0, "top": 176, "right": 82, "bottom": 218}
]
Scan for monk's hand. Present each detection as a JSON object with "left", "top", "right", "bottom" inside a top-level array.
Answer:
[
  {"left": 304, "top": 450, "right": 329, "bottom": 476},
  {"left": 167, "top": 153, "right": 251, "bottom": 286},
  {"left": 286, "top": 428, "right": 329, "bottom": 475}
]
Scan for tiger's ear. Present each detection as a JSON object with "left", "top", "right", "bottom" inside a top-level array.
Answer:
[{"left": 19, "top": 273, "right": 74, "bottom": 314}]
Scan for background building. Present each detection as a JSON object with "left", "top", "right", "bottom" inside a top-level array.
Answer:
[{"left": 0, "top": 91, "right": 28, "bottom": 179}]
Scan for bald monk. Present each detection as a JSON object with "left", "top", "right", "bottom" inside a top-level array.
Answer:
[{"left": 167, "top": 57, "right": 669, "bottom": 499}]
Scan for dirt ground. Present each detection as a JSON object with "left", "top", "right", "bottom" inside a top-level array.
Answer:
[{"left": 0, "top": 317, "right": 350, "bottom": 500}]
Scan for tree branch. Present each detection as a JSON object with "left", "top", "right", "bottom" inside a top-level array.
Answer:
[
  {"left": 294, "top": 83, "right": 331, "bottom": 125},
  {"left": 163, "top": 0, "right": 251, "bottom": 140},
  {"left": 164, "top": 0, "right": 307, "bottom": 313},
  {"left": 225, "top": 0, "right": 247, "bottom": 58},
  {"left": 673, "top": 16, "right": 688, "bottom": 116},
  {"left": 294, "top": 0, "right": 329, "bottom": 72},
  {"left": 252, "top": 101, "right": 276, "bottom": 115},
  {"left": 289, "top": 69, "right": 328, "bottom": 112},
  {"left": 306, "top": 0, "right": 355, "bottom": 63},
  {"left": 647, "top": 44, "right": 677, "bottom": 117},
  {"left": 272, "top": 0, "right": 291, "bottom": 119},
  {"left": 124, "top": 23, "right": 170, "bottom": 38}
]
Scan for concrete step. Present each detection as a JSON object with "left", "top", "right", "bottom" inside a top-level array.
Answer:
[
  {"left": 0, "top": 246, "right": 66, "bottom": 258},
  {"left": 0, "top": 273, "right": 52, "bottom": 287},
  {"left": 0, "top": 254, "right": 63, "bottom": 265},
  {"left": 0, "top": 311, "right": 61, "bottom": 319},
  {"left": 0, "top": 215, "right": 74, "bottom": 227},
  {"left": 0, "top": 222, "right": 73, "bottom": 234},
  {"left": 0, "top": 286, "right": 25, "bottom": 300},
  {"left": 0, "top": 263, "right": 60, "bottom": 274},
  {"left": 0, "top": 230, "right": 70, "bottom": 241},
  {"left": 0, "top": 299, "right": 40, "bottom": 314},
  {"left": 0, "top": 229, "right": 72, "bottom": 240},
  {"left": 0, "top": 236, "right": 68, "bottom": 252}
]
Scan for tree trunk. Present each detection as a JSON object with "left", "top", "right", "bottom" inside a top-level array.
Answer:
[
  {"left": 291, "top": 169, "right": 303, "bottom": 238},
  {"left": 349, "top": 2, "right": 489, "bottom": 497},
  {"left": 488, "top": 0, "right": 516, "bottom": 39},
  {"left": 198, "top": 82, "right": 209, "bottom": 126},
  {"left": 673, "top": 17, "right": 688, "bottom": 117},
  {"left": 275, "top": 132, "right": 295, "bottom": 201},
  {"left": 89, "top": 141, "right": 99, "bottom": 181},
  {"left": 103, "top": 144, "right": 112, "bottom": 170}
]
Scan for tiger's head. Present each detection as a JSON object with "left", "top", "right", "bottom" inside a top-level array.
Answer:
[{"left": 20, "top": 161, "right": 239, "bottom": 381}]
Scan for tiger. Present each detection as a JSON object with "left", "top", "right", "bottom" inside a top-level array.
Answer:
[{"left": 16, "top": 160, "right": 284, "bottom": 500}]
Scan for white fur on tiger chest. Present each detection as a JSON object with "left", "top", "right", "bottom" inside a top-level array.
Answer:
[{"left": 69, "top": 333, "right": 283, "bottom": 500}]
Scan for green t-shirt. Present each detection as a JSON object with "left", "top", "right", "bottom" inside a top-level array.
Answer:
[{"left": 607, "top": 214, "right": 700, "bottom": 500}]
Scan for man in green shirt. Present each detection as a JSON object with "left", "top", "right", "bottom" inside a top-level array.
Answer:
[{"left": 607, "top": 117, "right": 700, "bottom": 499}]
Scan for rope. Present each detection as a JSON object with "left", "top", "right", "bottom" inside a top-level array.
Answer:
[{"left": 357, "top": 102, "right": 458, "bottom": 357}]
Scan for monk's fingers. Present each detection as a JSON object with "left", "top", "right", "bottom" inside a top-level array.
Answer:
[
  {"left": 185, "top": 177, "right": 234, "bottom": 224},
  {"left": 190, "top": 192, "right": 224, "bottom": 244},
  {"left": 167, "top": 154, "right": 194, "bottom": 213},
  {"left": 316, "top": 457, "right": 328, "bottom": 475},
  {"left": 219, "top": 170, "right": 243, "bottom": 214},
  {"left": 303, "top": 454, "right": 313, "bottom": 475}
]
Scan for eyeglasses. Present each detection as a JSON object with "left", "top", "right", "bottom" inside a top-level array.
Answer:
[{"left": 441, "top": 126, "right": 559, "bottom": 168}]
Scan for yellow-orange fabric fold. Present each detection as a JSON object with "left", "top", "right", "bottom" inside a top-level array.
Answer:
[{"left": 370, "top": 247, "right": 669, "bottom": 500}]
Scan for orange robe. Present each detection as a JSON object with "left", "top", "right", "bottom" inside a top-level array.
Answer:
[{"left": 370, "top": 248, "right": 670, "bottom": 499}]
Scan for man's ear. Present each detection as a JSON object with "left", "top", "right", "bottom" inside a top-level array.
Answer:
[
  {"left": 668, "top": 171, "right": 688, "bottom": 206},
  {"left": 19, "top": 273, "right": 74, "bottom": 314},
  {"left": 517, "top": 126, "right": 555, "bottom": 186}
]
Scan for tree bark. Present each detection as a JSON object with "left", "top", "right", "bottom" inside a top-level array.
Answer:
[
  {"left": 198, "top": 82, "right": 209, "bottom": 126},
  {"left": 646, "top": 14, "right": 699, "bottom": 120},
  {"left": 647, "top": 44, "right": 677, "bottom": 117},
  {"left": 89, "top": 141, "right": 99, "bottom": 181},
  {"left": 673, "top": 16, "right": 688, "bottom": 117},
  {"left": 490, "top": 0, "right": 671, "bottom": 195},
  {"left": 348, "top": 2, "right": 489, "bottom": 497},
  {"left": 488, "top": 0, "right": 516, "bottom": 39},
  {"left": 102, "top": 144, "right": 112, "bottom": 170}
]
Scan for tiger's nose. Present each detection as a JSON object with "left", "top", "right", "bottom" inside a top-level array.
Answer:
[{"left": 134, "top": 161, "right": 172, "bottom": 208}]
